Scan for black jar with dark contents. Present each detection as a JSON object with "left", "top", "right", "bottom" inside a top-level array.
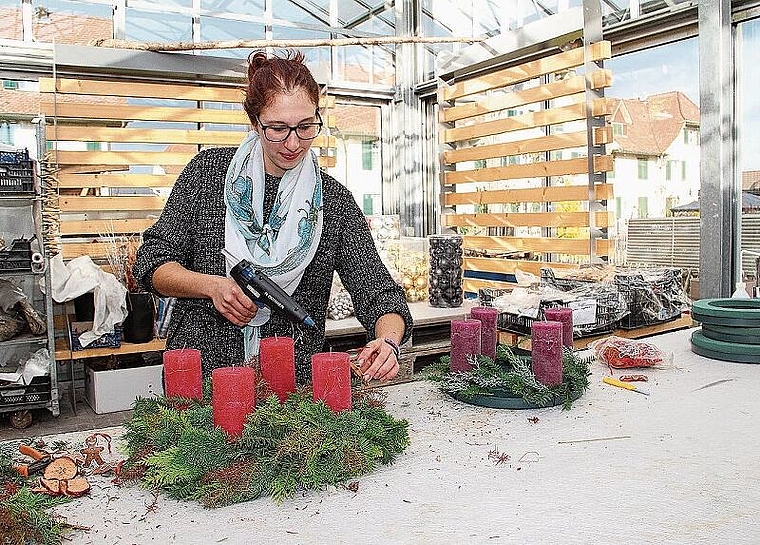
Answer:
[{"left": 428, "top": 234, "right": 463, "bottom": 308}]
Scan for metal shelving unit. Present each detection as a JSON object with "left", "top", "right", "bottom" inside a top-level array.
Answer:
[{"left": 0, "top": 155, "right": 60, "bottom": 429}]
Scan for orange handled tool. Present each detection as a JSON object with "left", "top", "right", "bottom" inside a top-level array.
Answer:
[{"left": 603, "top": 376, "right": 650, "bottom": 396}]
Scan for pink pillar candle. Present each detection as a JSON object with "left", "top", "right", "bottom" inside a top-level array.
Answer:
[
  {"left": 311, "top": 352, "right": 352, "bottom": 412},
  {"left": 530, "top": 321, "right": 563, "bottom": 386},
  {"left": 450, "top": 319, "right": 482, "bottom": 372},
  {"left": 470, "top": 306, "right": 498, "bottom": 360},
  {"left": 212, "top": 366, "right": 256, "bottom": 438},
  {"left": 260, "top": 336, "right": 296, "bottom": 402},
  {"left": 544, "top": 307, "right": 574, "bottom": 349},
  {"left": 163, "top": 348, "right": 203, "bottom": 399}
]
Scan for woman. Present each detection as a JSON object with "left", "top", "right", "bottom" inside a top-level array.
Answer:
[{"left": 133, "top": 50, "right": 412, "bottom": 384}]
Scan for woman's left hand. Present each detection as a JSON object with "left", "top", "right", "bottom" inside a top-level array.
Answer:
[{"left": 356, "top": 338, "right": 399, "bottom": 382}]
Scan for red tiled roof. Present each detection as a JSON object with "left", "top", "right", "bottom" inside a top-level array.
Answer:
[
  {"left": 0, "top": 6, "right": 112, "bottom": 44},
  {"left": 608, "top": 91, "right": 700, "bottom": 156},
  {"left": 1, "top": 6, "right": 119, "bottom": 118},
  {"left": 0, "top": 88, "right": 39, "bottom": 117},
  {"left": 333, "top": 104, "right": 380, "bottom": 137},
  {"left": 743, "top": 170, "right": 760, "bottom": 191}
]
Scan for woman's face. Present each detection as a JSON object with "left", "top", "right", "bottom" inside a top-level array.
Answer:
[{"left": 255, "top": 89, "right": 319, "bottom": 177}]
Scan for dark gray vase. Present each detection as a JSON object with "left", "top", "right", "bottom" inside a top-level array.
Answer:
[{"left": 122, "top": 292, "right": 156, "bottom": 344}]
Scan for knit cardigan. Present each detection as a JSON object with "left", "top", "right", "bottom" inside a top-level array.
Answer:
[{"left": 133, "top": 147, "right": 412, "bottom": 383}]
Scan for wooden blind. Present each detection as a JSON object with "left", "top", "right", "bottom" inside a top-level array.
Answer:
[
  {"left": 39, "top": 77, "right": 336, "bottom": 261},
  {"left": 437, "top": 41, "right": 614, "bottom": 294}
]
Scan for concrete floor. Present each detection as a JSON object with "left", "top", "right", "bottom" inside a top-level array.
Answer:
[
  {"left": 0, "top": 392, "right": 132, "bottom": 442},
  {"left": 3, "top": 327, "right": 760, "bottom": 544}
]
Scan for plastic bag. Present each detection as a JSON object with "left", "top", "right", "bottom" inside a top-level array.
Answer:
[
  {"left": 0, "top": 307, "right": 25, "bottom": 341},
  {"left": 589, "top": 335, "right": 669, "bottom": 369},
  {"left": 17, "top": 299, "right": 46, "bottom": 335},
  {"left": 0, "top": 278, "right": 46, "bottom": 335},
  {"left": 20, "top": 348, "right": 51, "bottom": 384},
  {"left": 0, "top": 278, "right": 26, "bottom": 312},
  {"left": 49, "top": 254, "right": 127, "bottom": 347}
]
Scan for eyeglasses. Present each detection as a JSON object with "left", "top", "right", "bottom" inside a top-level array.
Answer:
[{"left": 255, "top": 111, "right": 323, "bottom": 142}]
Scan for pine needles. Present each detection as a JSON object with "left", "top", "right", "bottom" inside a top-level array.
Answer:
[
  {"left": 117, "top": 390, "right": 410, "bottom": 507},
  {"left": 426, "top": 345, "right": 591, "bottom": 410},
  {"left": 0, "top": 456, "right": 72, "bottom": 545}
]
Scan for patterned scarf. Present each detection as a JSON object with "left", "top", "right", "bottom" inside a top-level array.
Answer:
[{"left": 224, "top": 131, "right": 323, "bottom": 360}]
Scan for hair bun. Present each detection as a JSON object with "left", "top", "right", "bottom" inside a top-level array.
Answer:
[{"left": 247, "top": 51, "right": 268, "bottom": 77}]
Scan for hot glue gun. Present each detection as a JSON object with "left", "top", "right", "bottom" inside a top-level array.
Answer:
[{"left": 229, "top": 258, "right": 316, "bottom": 328}]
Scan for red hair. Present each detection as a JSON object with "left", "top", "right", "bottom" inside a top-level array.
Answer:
[{"left": 243, "top": 50, "right": 320, "bottom": 125}]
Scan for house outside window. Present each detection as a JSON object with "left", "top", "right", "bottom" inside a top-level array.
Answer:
[
  {"left": 638, "top": 196, "right": 648, "bottom": 218},
  {"left": 362, "top": 139, "right": 373, "bottom": 170},
  {"left": 0, "top": 122, "right": 13, "bottom": 145},
  {"left": 683, "top": 127, "right": 699, "bottom": 145},
  {"left": 612, "top": 122, "right": 625, "bottom": 137},
  {"left": 637, "top": 158, "right": 648, "bottom": 179}
]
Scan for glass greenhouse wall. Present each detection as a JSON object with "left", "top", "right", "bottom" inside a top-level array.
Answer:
[{"left": 0, "top": 0, "right": 759, "bottom": 296}]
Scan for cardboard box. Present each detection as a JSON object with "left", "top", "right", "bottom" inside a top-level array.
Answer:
[{"left": 84, "top": 364, "right": 163, "bottom": 414}]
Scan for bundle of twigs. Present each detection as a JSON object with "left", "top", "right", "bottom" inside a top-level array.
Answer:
[
  {"left": 39, "top": 156, "right": 62, "bottom": 257},
  {"left": 98, "top": 224, "right": 140, "bottom": 290}
]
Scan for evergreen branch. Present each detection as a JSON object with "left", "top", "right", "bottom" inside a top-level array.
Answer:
[
  {"left": 0, "top": 486, "right": 72, "bottom": 545},
  {"left": 119, "top": 390, "right": 410, "bottom": 507}
]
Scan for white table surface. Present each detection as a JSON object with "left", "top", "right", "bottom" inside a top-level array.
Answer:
[{"left": 6, "top": 327, "right": 760, "bottom": 545}]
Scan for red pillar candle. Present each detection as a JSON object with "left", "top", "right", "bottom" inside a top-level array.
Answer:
[
  {"left": 530, "top": 321, "right": 563, "bottom": 386},
  {"left": 311, "top": 352, "right": 352, "bottom": 412},
  {"left": 163, "top": 348, "right": 203, "bottom": 399},
  {"left": 450, "top": 319, "right": 481, "bottom": 373},
  {"left": 212, "top": 366, "right": 256, "bottom": 438},
  {"left": 544, "top": 307, "right": 574, "bottom": 349},
  {"left": 470, "top": 306, "right": 499, "bottom": 360},
  {"left": 259, "top": 336, "right": 296, "bottom": 402}
]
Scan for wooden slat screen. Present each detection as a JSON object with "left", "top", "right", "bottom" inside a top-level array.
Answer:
[
  {"left": 437, "top": 41, "right": 614, "bottom": 294},
  {"left": 40, "top": 77, "right": 336, "bottom": 261}
]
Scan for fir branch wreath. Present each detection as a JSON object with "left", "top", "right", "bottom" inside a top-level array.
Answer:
[
  {"left": 116, "top": 387, "right": 410, "bottom": 506},
  {"left": 426, "top": 344, "right": 592, "bottom": 410}
]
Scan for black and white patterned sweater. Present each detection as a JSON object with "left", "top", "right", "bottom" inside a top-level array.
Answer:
[{"left": 133, "top": 147, "right": 412, "bottom": 383}]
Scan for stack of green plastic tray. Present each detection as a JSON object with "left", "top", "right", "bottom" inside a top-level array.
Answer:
[{"left": 691, "top": 298, "right": 760, "bottom": 363}]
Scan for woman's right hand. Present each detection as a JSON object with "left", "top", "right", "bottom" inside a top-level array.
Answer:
[
  {"left": 151, "top": 262, "right": 258, "bottom": 326},
  {"left": 210, "top": 276, "right": 259, "bottom": 326}
]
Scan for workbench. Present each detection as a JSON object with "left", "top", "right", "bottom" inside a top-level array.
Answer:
[{"left": 14, "top": 326, "right": 760, "bottom": 545}]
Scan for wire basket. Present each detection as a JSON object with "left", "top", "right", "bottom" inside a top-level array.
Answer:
[
  {"left": 540, "top": 267, "right": 598, "bottom": 291},
  {"left": 477, "top": 287, "right": 513, "bottom": 307},
  {"left": 69, "top": 322, "right": 123, "bottom": 351},
  {"left": 0, "top": 238, "right": 33, "bottom": 272},
  {"left": 0, "top": 375, "right": 52, "bottom": 406},
  {"left": 497, "top": 286, "right": 625, "bottom": 339},
  {"left": 0, "top": 149, "right": 34, "bottom": 195},
  {"left": 614, "top": 268, "right": 684, "bottom": 329}
]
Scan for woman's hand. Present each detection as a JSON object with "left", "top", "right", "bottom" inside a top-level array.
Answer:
[
  {"left": 356, "top": 338, "right": 400, "bottom": 382},
  {"left": 209, "top": 276, "right": 259, "bottom": 326}
]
